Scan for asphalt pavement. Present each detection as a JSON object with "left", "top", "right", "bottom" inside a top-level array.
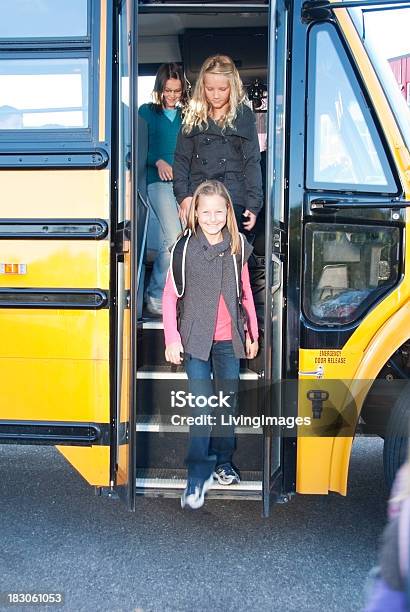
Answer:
[{"left": 0, "top": 437, "right": 388, "bottom": 612}]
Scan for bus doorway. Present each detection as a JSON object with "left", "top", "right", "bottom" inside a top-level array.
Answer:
[{"left": 132, "top": 1, "right": 288, "bottom": 512}]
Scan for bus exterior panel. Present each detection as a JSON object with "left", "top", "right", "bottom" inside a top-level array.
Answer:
[{"left": 0, "top": 0, "right": 114, "bottom": 488}]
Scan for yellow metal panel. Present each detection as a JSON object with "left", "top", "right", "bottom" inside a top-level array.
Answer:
[
  {"left": 326, "top": 301, "right": 410, "bottom": 493},
  {"left": 99, "top": 0, "right": 107, "bottom": 142},
  {"left": 0, "top": 310, "right": 109, "bottom": 359},
  {"left": 0, "top": 358, "right": 109, "bottom": 422},
  {"left": 0, "top": 170, "right": 110, "bottom": 218},
  {"left": 57, "top": 446, "right": 110, "bottom": 486},
  {"left": 297, "top": 438, "right": 334, "bottom": 494},
  {"left": 298, "top": 235, "right": 410, "bottom": 496},
  {"left": 0, "top": 242, "right": 109, "bottom": 288}
]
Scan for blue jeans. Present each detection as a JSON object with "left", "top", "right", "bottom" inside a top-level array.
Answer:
[
  {"left": 146, "top": 181, "right": 181, "bottom": 300},
  {"left": 184, "top": 341, "right": 240, "bottom": 481}
]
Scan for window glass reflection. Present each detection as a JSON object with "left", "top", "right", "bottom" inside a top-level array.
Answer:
[
  {"left": 0, "top": 0, "right": 88, "bottom": 38},
  {"left": 304, "top": 224, "right": 400, "bottom": 325},
  {"left": 0, "top": 59, "right": 88, "bottom": 130},
  {"left": 307, "top": 26, "right": 396, "bottom": 192}
]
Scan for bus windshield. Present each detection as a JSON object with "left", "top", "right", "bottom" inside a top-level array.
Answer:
[{"left": 350, "top": 6, "right": 410, "bottom": 153}]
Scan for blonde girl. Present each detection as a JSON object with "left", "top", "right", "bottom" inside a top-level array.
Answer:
[
  {"left": 162, "top": 180, "right": 259, "bottom": 510},
  {"left": 173, "top": 55, "right": 263, "bottom": 233}
]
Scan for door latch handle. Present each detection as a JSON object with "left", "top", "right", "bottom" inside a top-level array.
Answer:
[{"left": 298, "top": 366, "right": 324, "bottom": 379}]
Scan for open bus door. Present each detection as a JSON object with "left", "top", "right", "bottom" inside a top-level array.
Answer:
[
  {"left": 112, "top": 0, "right": 141, "bottom": 510},
  {"left": 288, "top": 0, "right": 410, "bottom": 496},
  {"left": 262, "top": 0, "right": 290, "bottom": 515}
]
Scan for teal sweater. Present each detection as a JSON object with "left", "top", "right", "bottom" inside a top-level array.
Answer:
[{"left": 138, "top": 103, "right": 182, "bottom": 185}]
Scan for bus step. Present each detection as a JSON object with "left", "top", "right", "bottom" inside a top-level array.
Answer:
[
  {"left": 135, "top": 468, "right": 262, "bottom": 500},
  {"left": 138, "top": 318, "right": 163, "bottom": 330},
  {"left": 135, "top": 415, "right": 262, "bottom": 434},
  {"left": 136, "top": 430, "right": 262, "bottom": 471},
  {"left": 136, "top": 365, "right": 260, "bottom": 380},
  {"left": 137, "top": 324, "right": 264, "bottom": 372}
]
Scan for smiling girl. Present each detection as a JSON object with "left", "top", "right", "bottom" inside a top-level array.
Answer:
[
  {"left": 173, "top": 55, "right": 263, "bottom": 234},
  {"left": 162, "top": 180, "right": 259, "bottom": 509}
]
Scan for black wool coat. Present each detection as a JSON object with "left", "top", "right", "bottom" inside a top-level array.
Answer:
[{"left": 173, "top": 104, "right": 263, "bottom": 216}]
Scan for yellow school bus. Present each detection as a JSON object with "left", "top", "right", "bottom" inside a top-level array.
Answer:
[{"left": 1, "top": 0, "right": 409, "bottom": 515}]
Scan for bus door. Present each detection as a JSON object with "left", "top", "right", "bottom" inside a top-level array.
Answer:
[
  {"left": 112, "top": 0, "right": 143, "bottom": 509},
  {"left": 262, "top": 0, "right": 289, "bottom": 515},
  {"left": 290, "top": 0, "right": 410, "bottom": 495}
]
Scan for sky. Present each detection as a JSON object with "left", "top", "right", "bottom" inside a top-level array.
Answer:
[{"left": 364, "top": 7, "right": 410, "bottom": 59}]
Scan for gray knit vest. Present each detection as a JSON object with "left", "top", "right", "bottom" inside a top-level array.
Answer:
[{"left": 178, "top": 227, "right": 253, "bottom": 361}]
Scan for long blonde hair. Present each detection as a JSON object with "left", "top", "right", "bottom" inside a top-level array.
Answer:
[
  {"left": 186, "top": 180, "right": 241, "bottom": 255},
  {"left": 182, "top": 55, "right": 246, "bottom": 134}
]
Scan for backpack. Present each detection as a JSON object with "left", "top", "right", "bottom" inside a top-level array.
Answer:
[{"left": 169, "top": 229, "right": 254, "bottom": 343}]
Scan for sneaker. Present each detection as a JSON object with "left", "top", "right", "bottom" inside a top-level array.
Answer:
[
  {"left": 213, "top": 463, "right": 241, "bottom": 485},
  {"left": 145, "top": 295, "right": 162, "bottom": 316},
  {"left": 180, "top": 474, "right": 214, "bottom": 510}
]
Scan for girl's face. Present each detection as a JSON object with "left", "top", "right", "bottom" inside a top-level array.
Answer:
[
  {"left": 203, "top": 73, "right": 231, "bottom": 112},
  {"left": 162, "top": 78, "right": 182, "bottom": 109},
  {"left": 196, "top": 193, "right": 228, "bottom": 242}
]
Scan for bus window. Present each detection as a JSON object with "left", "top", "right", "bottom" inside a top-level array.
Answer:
[
  {"left": 0, "top": 0, "right": 88, "bottom": 39},
  {"left": 357, "top": 7, "right": 410, "bottom": 153},
  {"left": 306, "top": 24, "right": 397, "bottom": 193},
  {"left": 303, "top": 224, "right": 400, "bottom": 325},
  {"left": 0, "top": 58, "right": 89, "bottom": 130}
]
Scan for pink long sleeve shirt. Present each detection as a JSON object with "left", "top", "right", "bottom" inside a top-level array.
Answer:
[{"left": 162, "top": 262, "right": 259, "bottom": 347}]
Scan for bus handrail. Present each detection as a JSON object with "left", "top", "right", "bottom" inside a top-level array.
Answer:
[
  {"left": 136, "top": 189, "right": 150, "bottom": 289},
  {"left": 310, "top": 197, "right": 409, "bottom": 209}
]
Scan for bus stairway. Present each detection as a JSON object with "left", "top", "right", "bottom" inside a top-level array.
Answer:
[{"left": 135, "top": 318, "right": 263, "bottom": 500}]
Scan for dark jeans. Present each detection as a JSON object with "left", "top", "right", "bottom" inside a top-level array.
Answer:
[{"left": 184, "top": 340, "right": 240, "bottom": 481}]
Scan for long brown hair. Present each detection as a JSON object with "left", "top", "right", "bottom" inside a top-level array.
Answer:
[
  {"left": 151, "top": 63, "right": 190, "bottom": 112},
  {"left": 182, "top": 55, "right": 246, "bottom": 133},
  {"left": 186, "top": 180, "right": 240, "bottom": 254}
]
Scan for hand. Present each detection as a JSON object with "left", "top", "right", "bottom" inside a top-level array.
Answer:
[
  {"left": 242, "top": 209, "right": 257, "bottom": 231},
  {"left": 165, "top": 341, "right": 184, "bottom": 365},
  {"left": 155, "top": 159, "right": 173, "bottom": 181},
  {"left": 178, "top": 197, "right": 192, "bottom": 224},
  {"left": 245, "top": 335, "right": 259, "bottom": 359}
]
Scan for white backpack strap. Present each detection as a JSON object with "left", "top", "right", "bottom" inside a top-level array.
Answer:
[
  {"left": 232, "top": 233, "right": 244, "bottom": 299},
  {"left": 233, "top": 255, "right": 240, "bottom": 299},
  {"left": 169, "top": 228, "right": 191, "bottom": 298}
]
